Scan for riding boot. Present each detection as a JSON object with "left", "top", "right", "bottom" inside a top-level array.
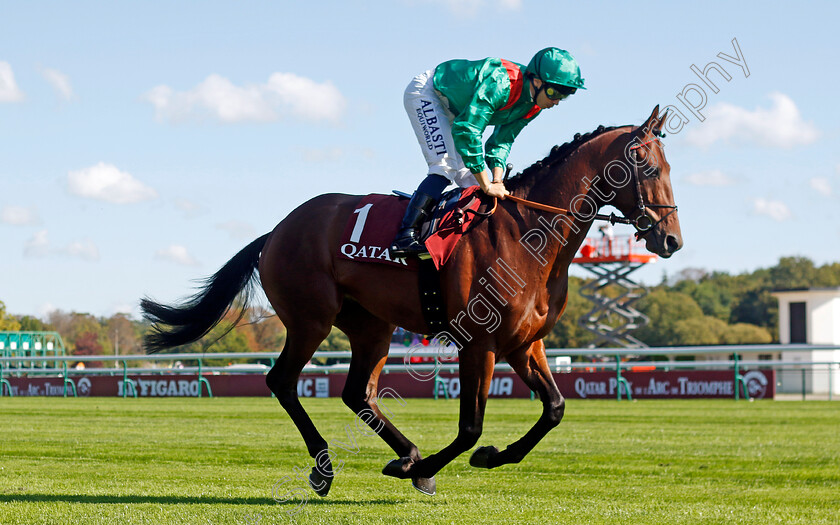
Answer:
[{"left": 389, "top": 192, "right": 439, "bottom": 258}]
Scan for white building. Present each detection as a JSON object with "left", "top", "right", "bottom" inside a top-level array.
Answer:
[{"left": 772, "top": 288, "right": 840, "bottom": 395}]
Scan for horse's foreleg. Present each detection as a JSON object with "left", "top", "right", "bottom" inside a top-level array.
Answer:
[
  {"left": 470, "top": 340, "right": 564, "bottom": 469},
  {"left": 383, "top": 348, "right": 495, "bottom": 484},
  {"left": 335, "top": 303, "right": 436, "bottom": 495}
]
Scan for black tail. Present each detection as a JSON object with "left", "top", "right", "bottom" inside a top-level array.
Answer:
[{"left": 141, "top": 233, "right": 271, "bottom": 353}]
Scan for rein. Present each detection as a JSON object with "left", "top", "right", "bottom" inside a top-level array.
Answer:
[
  {"left": 504, "top": 194, "right": 635, "bottom": 227},
  {"left": 494, "top": 135, "right": 678, "bottom": 239}
]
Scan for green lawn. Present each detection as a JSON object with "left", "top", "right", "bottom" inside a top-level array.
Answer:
[{"left": 0, "top": 397, "right": 838, "bottom": 524}]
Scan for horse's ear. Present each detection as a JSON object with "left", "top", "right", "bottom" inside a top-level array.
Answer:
[
  {"left": 653, "top": 108, "right": 669, "bottom": 137},
  {"left": 650, "top": 104, "right": 660, "bottom": 119},
  {"left": 642, "top": 105, "right": 660, "bottom": 135}
]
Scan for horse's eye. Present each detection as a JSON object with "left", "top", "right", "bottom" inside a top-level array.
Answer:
[{"left": 643, "top": 166, "right": 660, "bottom": 179}]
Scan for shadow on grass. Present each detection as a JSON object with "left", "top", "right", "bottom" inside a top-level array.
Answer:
[{"left": 0, "top": 494, "right": 404, "bottom": 506}]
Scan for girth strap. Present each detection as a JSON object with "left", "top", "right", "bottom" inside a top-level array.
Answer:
[{"left": 418, "top": 259, "right": 447, "bottom": 334}]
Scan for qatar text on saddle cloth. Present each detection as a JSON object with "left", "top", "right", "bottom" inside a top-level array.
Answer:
[{"left": 336, "top": 187, "right": 483, "bottom": 270}]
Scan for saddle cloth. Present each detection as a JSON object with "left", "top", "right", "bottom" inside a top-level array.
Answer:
[{"left": 337, "top": 186, "right": 484, "bottom": 270}]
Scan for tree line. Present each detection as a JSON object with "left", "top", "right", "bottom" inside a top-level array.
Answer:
[
  {"left": 545, "top": 256, "right": 840, "bottom": 348},
  {"left": 2, "top": 256, "right": 837, "bottom": 364}
]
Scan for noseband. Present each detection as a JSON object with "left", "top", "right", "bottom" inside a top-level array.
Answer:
[{"left": 502, "top": 136, "right": 678, "bottom": 240}]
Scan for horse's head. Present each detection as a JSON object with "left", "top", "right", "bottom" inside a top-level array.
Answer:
[
  {"left": 506, "top": 109, "right": 682, "bottom": 258},
  {"left": 600, "top": 106, "right": 683, "bottom": 258}
]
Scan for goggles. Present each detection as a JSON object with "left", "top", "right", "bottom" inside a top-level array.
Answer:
[{"left": 543, "top": 83, "right": 576, "bottom": 101}]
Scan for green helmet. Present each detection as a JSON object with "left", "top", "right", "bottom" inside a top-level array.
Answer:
[{"left": 526, "top": 47, "right": 586, "bottom": 90}]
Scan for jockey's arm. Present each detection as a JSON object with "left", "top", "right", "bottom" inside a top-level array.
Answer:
[{"left": 475, "top": 166, "right": 509, "bottom": 199}]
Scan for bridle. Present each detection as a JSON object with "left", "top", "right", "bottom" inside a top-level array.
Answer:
[
  {"left": 623, "top": 137, "right": 679, "bottom": 239},
  {"left": 503, "top": 135, "right": 678, "bottom": 240}
]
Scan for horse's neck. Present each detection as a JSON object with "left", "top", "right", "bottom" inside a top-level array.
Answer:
[
  {"left": 519, "top": 135, "right": 614, "bottom": 274},
  {"left": 526, "top": 162, "right": 591, "bottom": 210},
  {"left": 523, "top": 129, "right": 623, "bottom": 210}
]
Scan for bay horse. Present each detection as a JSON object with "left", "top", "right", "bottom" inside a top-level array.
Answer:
[{"left": 142, "top": 106, "right": 682, "bottom": 496}]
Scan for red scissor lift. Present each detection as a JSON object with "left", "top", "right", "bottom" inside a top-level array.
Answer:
[{"left": 573, "top": 233, "right": 656, "bottom": 348}]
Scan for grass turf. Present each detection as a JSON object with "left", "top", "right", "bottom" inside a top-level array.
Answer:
[{"left": 0, "top": 397, "right": 838, "bottom": 524}]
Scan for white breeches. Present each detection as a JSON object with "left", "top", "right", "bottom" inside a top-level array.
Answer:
[{"left": 403, "top": 70, "right": 479, "bottom": 188}]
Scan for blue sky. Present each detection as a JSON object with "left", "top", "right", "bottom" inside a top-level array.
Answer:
[{"left": 1, "top": 1, "right": 838, "bottom": 318}]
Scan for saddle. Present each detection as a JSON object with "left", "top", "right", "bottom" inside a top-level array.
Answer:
[
  {"left": 336, "top": 187, "right": 490, "bottom": 334},
  {"left": 393, "top": 186, "right": 484, "bottom": 258}
]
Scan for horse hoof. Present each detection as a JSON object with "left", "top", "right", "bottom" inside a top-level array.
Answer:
[
  {"left": 308, "top": 467, "right": 333, "bottom": 497},
  {"left": 469, "top": 446, "right": 500, "bottom": 469},
  {"left": 412, "top": 476, "right": 436, "bottom": 496},
  {"left": 382, "top": 457, "right": 413, "bottom": 479}
]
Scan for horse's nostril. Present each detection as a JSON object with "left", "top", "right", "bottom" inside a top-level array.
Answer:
[{"left": 665, "top": 234, "right": 682, "bottom": 254}]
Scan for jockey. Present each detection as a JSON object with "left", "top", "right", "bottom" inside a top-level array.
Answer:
[{"left": 390, "top": 47, "right": 585, "bottom": 258}]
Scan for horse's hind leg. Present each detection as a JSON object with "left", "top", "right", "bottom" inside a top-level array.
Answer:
[
  {"left": 469, "top": 340, "right": 565, "bottom": 469},
  {"left": 334, "top": 300, "right": 436, "bottom": 495},
  {"left": 265, "top": 321, "right": 336, "bottom": 497}
]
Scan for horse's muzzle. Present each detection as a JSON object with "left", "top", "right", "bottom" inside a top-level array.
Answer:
[{"left": 659, "top": 233, "right": 683, "bottom": 258}]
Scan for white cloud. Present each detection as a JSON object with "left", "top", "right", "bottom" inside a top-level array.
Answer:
[
  {"left": 685, "top": 93, "right": 819, "bottom": 149},
  {"left": 155, "top": 245, "right": 199, "bottom": 266},
  {"left": 412, "top": 0, "right": 520, "bottom": 16},
  {"left": 265, "top": 72, "right": 347, "bottom": 122},
  {"left": 175, "top": 198, "right": 205, "bottom": 217},
  {"left": 216, "top": 220, "right": 256, "bottom": 240},
  {"left": 298, "top": 146, "right": 344, "bottom": 163},
  {"left": 577, "top": 42, "right": 598, "bottom": 57},
  {"left": 40, "top": 67, "right": 74, "bottom": 100},
  {"left": 684, "top": 169, "right": 735, "bottom": 187},
  {"left": 0, "top": 61, "right": 24, "bottom": 102},
  {"left": 24, "top": 230, "right": 50, "bottom": 257},
  {"left": 1, "top": 205, "right": 41, "bottom": 225},
  {"left": 67, "top": 162, "right": 158, "bottom": 204},
  {"left": 427, "top": 0, "right": 481, "bottom": 16},
  {"left": 109, "top": 302, "right": 140, "bottom": 317},
  {"left": 809, "top": 177, "right": 831, "bottom": 197},
  {"left": 23, "top": 229, "right": 101, "bottom": 261},
  {"left": 37, "top": 302, "right": 57, "bottom": 318},
  {"left": 753, "top": 198, "right": 792, "bottom": 222},
  {"left": 143, "top": 72, "right": 346, "bottom": 125},
  {"left": 62, "top": 239, "right": 100, "bottom": 261}
]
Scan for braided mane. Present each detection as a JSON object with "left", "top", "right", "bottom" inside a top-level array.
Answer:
[{"left": 505, "top": 124, "right": 629, "bottom": 191}]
